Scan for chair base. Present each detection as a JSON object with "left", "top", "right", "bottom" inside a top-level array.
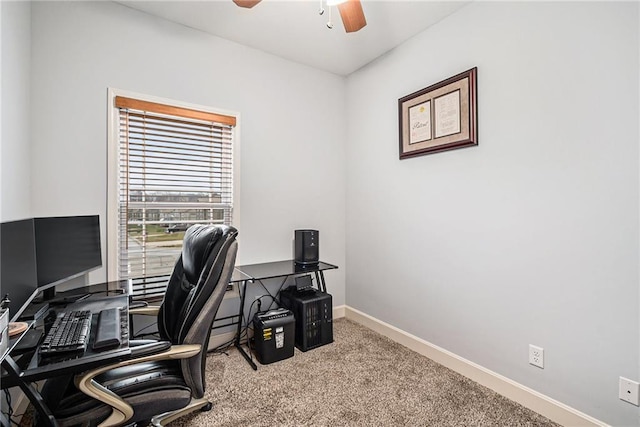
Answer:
[{"left": 150, "top": 397, "right": 212, "bottom": 426}]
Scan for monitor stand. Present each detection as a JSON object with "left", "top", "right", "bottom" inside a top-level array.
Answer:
[
  {"left": 33, "top": 287, "right": 90, "bottom": 307},
  {"left": 42, "top": 287, "right": 56, "bottom": 301}
]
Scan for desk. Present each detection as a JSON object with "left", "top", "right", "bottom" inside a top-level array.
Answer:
[
  {"left": 0, "top": 282, "right": 130, "bottom": 427},
  {"left": 231, "top": 260, "right": 338, "bottom": 370}
]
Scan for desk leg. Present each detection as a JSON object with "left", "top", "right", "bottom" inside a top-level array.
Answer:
[
  {"left": 234, "top": 280, "right": 257, "bottom": 370},
  {"left": 1, "top": 356, "right": 58, "bottom": 427}
]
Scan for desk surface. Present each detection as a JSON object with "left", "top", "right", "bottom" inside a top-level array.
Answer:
[
  {"left": 230, "top": 260, "right": 338, "bottom": 371},
  {"left": 234, "top": 260, "right": 338, "bottom": 282},
  {"left": 2, "top": 285, "right": 131, "bottom": 387},
  {"left": 230, "top": 268, "right": 252, "bottom": 284}
]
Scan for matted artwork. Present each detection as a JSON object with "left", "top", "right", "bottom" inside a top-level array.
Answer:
[{"left": 399, "top": 68, "right": 477, "bottom": 159}]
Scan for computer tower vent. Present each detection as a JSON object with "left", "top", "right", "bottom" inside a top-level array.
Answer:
[{"left": 279, "top": 288, "right": 332, "bottom": 351}]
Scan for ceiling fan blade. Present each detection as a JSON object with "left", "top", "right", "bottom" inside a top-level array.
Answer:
[
  {"left": 337, "top": 0, "right": 367, "bottom": 33},
  {"left": 233, "top": 0, "right": 261, "bottom": 8}
]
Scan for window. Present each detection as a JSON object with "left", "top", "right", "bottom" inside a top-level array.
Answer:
[{"left": 108, "top": 93, "right": 237, "bottom": 300}]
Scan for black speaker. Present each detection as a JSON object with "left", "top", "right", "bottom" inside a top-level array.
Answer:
[{"left": 295, "top": 229, "right": 319, "bottom": 266}]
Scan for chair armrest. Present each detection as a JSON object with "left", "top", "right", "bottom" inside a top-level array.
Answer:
[
  {"left": 74, "top": 344, "right": 201, "bottom": 427},
  {"left": 129, "top": 340, "right": 171, "bottom": 358},
  {"left": 128, "top": 306, "right": 160, "bottom": 316}
]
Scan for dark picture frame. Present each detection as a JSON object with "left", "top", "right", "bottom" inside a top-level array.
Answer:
[{"left": 399, "top": 67, "right": 477, "bottom": 159}]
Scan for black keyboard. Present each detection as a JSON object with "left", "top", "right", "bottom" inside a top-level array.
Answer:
[
  {"left": 39, "top": 307, "right": 127, "bottom": 357},
  {"left": 39, "top": 310, "right": 92, "bottom": 356}
]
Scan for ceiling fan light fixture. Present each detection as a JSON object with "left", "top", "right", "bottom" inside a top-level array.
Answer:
[
  {"left": 232, "top": 0, "right": 366, "bottom": 33},
  {"left": 337, "top": 0, "right": 367, "bottom": 33},
  {"left": 326, "top": 4, "right": 334, "bottom": 29}
]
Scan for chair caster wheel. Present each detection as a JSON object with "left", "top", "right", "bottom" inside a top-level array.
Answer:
[{"left": 201, "top": 402, "right": 213, "bottom": 412}]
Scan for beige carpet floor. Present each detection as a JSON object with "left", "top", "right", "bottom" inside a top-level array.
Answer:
[{"left": 171, "top": 318, "right": 560, "bottom": 426}]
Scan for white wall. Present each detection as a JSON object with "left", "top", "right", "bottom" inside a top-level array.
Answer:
[
  {"left": 1, "top": 1, "right": 31, "bottom": 222},
  {"left": 0, "top": 0, "right": 32, "bottom": 415},
  {"left": 345, "top": 2, "right": 639, "bottom": 425},
  {"left": 29, "top": 1, "right": 346, "bottom": 303}
]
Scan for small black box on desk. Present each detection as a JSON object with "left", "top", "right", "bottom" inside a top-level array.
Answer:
[{"left": 252, "top": 308, "right": 295, "bottom": 365}]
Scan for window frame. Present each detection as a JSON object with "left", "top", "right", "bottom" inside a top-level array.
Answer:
[{"left": 106, "top": 88, "right": 241, "bottom": 284}]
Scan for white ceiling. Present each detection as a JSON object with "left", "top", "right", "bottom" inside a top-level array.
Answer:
[{"left": 115, "top": 0, "right": 470, "bottom": 76}]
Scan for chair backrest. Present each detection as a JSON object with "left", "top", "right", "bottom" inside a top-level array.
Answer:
[{"left": 157, "top": 224, "right": 238, "bottom": 397}]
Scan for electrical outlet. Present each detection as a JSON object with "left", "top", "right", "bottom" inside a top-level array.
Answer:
[
  {"left": 619, "top": 377, "right": 640, "bottom": 406},
  {"left": 529, "top": 344, "right": 544, "bottom": 369}
]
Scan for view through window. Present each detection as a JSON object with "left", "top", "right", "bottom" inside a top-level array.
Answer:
[{"left": 115, "top": 96, "right": 236, "bottom": 300}]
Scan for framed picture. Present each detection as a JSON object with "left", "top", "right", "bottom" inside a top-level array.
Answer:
[{"left": 399, "top": 67, "right": 477, "bottom": 159}]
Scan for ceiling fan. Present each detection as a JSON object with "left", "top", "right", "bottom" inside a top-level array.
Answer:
[{"left": 233, "top": 0, "right": 367, "bottom": 33}]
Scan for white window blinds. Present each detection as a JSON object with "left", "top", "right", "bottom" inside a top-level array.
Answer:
[{"left": 115, "top": 96, "right": 235, "bottom": 300}]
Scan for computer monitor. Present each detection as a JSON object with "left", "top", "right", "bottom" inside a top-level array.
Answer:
[
  {"left": 34, "top": 215, "right": 102, "bottom": 298},
  {"left": 0, "top": 218, "right": 39, "bottom": 321},
  {"left": 0, "top": 215, "right": 102, "bottom": 319}
]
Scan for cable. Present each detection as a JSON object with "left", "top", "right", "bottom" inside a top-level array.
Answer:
[
  {"left": 254, "top": 275, "right": 290, "bottom": 311},
  {"left": 3, "top": 390, "right": 12, "bottom": 422},
  {"left": 2, "top": 390, "right": 22, "bottom": 427},
  {"left": 221, "top": 276, "right": 294, "bottom": 361},
  {"left": 239, "top": 296, "right": 262, "bottom": 352},
  {"left": 236, "top": 293, "right": 274, "bottom": 363},
  {"left": 245, "top": 294, "right": 274, "bottom": 324},
  {"left": 208, "top": 336, "right": 236, "bottom": 355},
  {"left": 255, "top": 279, "right": 278, "bottom": 307}
]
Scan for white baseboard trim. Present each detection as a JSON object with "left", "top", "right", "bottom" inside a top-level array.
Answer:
[
  {"left": 333, "top": 304, "right": 346, "bottom": 319},
  {"left": 344, "top": 306, "right": 607, "bottom": 427},
  {"left": 8, "top": 383, "right": 37, "bottom": 425},
  {"left": 208, "top": 330, "right": 237, "bottom": 351}
]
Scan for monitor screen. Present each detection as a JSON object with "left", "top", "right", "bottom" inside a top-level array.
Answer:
[
  {"left": 0, "top": 218, "right": 39, "bottom": 321},
  {"left": 34, "top": 215, "right": 102, "bottom": 289}
]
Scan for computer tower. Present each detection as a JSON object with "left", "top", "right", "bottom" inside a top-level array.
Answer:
[
  {"left": 252, "top": 308, "right": 295, "bottom": 364},
  {"left": 279, "top": 288, "right": 332, "bottom": 351},
  {"left": 294, "top": 229, "right": 319, "bottom": 266}
]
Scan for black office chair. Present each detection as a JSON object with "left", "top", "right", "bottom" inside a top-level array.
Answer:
[{"left": 43, "top": 224, "right": 238, "bottom": 426}]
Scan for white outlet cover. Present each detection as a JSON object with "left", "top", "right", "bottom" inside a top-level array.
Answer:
[
  {"left": 529, "top": 344, "right": 544, "bottom": 369},
  {"left": 619, "top": 377, "right": 640, "bottom": 406}
]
